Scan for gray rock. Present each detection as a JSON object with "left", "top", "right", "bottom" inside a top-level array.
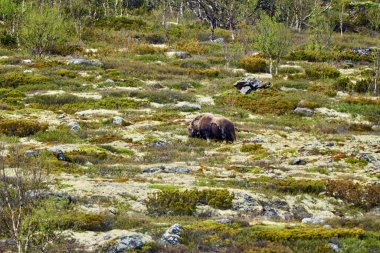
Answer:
[
  {"left": 166, "top": 51, "right": 190, "bottom": 59},
  {"left": 323, "top": 224, "right": 332, "bottom": 229},
  {"left": 215, "top": 218, "right": 232, "bottom": 224},
  {"left": 301, "top": 217, "right": 325, "bottom": 224},
  {"left": 47, "top": 148, "right": 65, "bottom": 161},
  {"left": 352, "top": 47, "right": 372, "bottom": 56},
  {"left": 150, "top": 141, "right": 171, "bottom": 147},
  {"left": 234, "top": 77, "right": 271, "bottom": 94},
  {"left": 67, "top": 58, "right": 103, "bottom": 67},
  {"left": 161, "top": 224, "right": 183, "bottom": 245},
  {"left": 22, "top": 59, "right": 33, "bottom": 64},
  {"left": 112, "top": 116, "right": 124, "bottom": 125},
  {"left": 165, "top": 166, "right": 192, "bottom": 173},
  {"left": 232, "top": 193, "right": 257, "bottom": 212},
  {"left": 329, "top": 243, "right": 339, "bottom": 252},
  {"left": 210, "top": 38, "right": 225, "bottom": 43},
  {"left": 250, "top": 137, "right": 264, "bottom": 143},
  {"left": 290, "top": 158, "right": 308, "bottom": 165},
  {"left": 174, "top": 102, "right": 201, "bottom": 111},
  {"left": 105, "top": 79, "right": 114, "bottom": 83},
  {"left": 294, "top": 107, "right": 314, "bottom": 116},
  {"left": 57, "top": 113, "right": 66, "bottom": 119},
  {"left": 108, "top": 233, "right": 148, "bottom": 252},
  {"left": 142, "top": 165, "right": 165, "bottom": 173},
  {"left": 67, "top": 121, "right": 81, "bottom": 131},
  {"left": 262, "top": 206, "right": 280, "bottom": 218},
  {"left": 24, "top": 150, "right": 39, "bottom": 157}
]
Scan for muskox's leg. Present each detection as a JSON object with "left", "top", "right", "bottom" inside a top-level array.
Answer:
[{"left": 210, "top": 123, "right": 222, "bottom": 141}]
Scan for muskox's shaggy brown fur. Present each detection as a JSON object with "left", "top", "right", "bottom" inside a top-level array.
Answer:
[{"left": 188, "top": 114, "right": 236, "bottom": 142}]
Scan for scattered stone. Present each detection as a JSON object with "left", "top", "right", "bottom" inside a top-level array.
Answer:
[
  {"left": 290, "top": 158, "right": 308, "bottom": 165},
  {"left": 112, "top": 116, "right": 124, "bottom": 125},
  {"left": 165, "top": 166, "right": 192, "bottom": 173},
  {"left": 161, "top": 224, "right": 183, "bottom": 245},
  {"left": 215, "top": 218, "right": 232, "bottom": 224},
  {"left": 301, "top": 217, "right": 325, "bottom": 224},
  {"left": 352, "top": 47, "right": 372, "bottom": 56},
  {"left": 47, "top": 148, "right": 65, "bottom": 161},
  {"left": 105, "top": 79, "right": 114, "bottom": 83},
  {"left": 294, "top": 107, "right": 314, "bottom": 116},
  {"left": 233, "top": 77, "right": 271, "bottom": 94},
  {"left": 329, "top": 243, "right": 339, "bottom": 252},
  {"left": 24, "top": 150, "right": 39, "bottom": 157},
  {"left": 67, "top": 58, "right": 103, "bottom": 67},
  {"left": 57, "top": 113, "right": 66, "bottom": 119},
  {"left": 323, "top": 224, "right": 332, "bottom": 229},
  {"left": 107, "top": 233, "right": 152, "bottom": 252},
  {"left": 210, "top": 38, "right": 225, "bottom": 43},
  {"left": 150, "top": 141, "right": 171, "bottom": 147},
  {"left": 67, "top": 121, "right": 81, "bottom": 131},
  {"left": 250, "top": 137, "right": 264, "bottom": 143},
  {"left": 262, "top": 206, "right": 280, "bottom": 218},
  {"left": 142, "top": 166, "right": 164, "bottom": 173},
  {"left": 150, "top": 82, "right": 164, "bottom": 89},
  {"left": 174, "top": 102, "right": 201, "bottom": 111},
  {"left": 22, "top": 59, "right": 33, "bottom": 64},
  {"left": 165, "top": 51, "right": 189, "bottom": 59}
]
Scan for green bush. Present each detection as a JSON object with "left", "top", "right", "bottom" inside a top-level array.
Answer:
[
  {"left": 333, "top": 77, "right": 352, "bottom": 91},
  {"left": 0, "top": 119, "right": 48, "bottom": 137},
  {"left": 0, "top": 88, "right": 25, "bottom": 104},
  {"left": 218, "top": 90, "right": 298, "bottom": 115},
  {"left": 305, "top": 64, "right": 341, "bottom": 79},
  {"left": 240, "top": 143, "right": 265, "bottom": 153},
  {"left": 0, "top": 72, "right": 47, "bottom": 88},
  {"left": 326, "top": 180, "right": 380, "bottom": 210},
  {"left": 95, "top": 16, "right": 146, "bottom": 30},
  {"left": 146, "top": 189, "right": 234, "bottom": 216},
  {"left": 240, "top": 55, "right": 268, "bottom": 73},
  {"left": 353, "top": 79, "right": 370, "bottom": 93}
]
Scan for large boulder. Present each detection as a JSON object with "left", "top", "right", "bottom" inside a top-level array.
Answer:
[
  {"left": 106, "top": 233, "right": 153, "bottom": 253},
  {"left": 233, "top": 77, "right": 271, "bottom": 94},
  {"left": 294, "top": 107, "right": 314, "bottom": 116}
]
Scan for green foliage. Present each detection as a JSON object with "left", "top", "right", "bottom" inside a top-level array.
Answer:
[
  {"left": 245, "top": 227, "right": 364, "bottom": 241},
  {"left": 333, "top": 77, "right": 352, "bottom": 91},
  {"left": 95, "top": 16, "right": 146, "bottom": 30},
  {"left": 353, "top": 79, "right": 370, "bottom": 93},
  {"left": 239, "top": 55, "right": 268, "bottom": 73},
  {"left": 0, "top": 88, "right": 25, "bottom": 104},
  {"left": 146, "top": 189, "right": 234, "bottom": 216},
  {"left": 0, "top": 119, "right": 48, "bottom": 137},
  {"left": 218, "top": 90, "right": 298, "bottom": 115},
  {"left": 305, "top": 64, "right": 341, "bottom": 79},
  {"left": 34, "top": 127, "right": 82, "bottom": 143},
  {"left": 0, "top": 72, "right": 47, "bottom": 88},
  {"left": 20, "top": 7, "right": 68, "bottom": 56},
  {"left": 326, "top": 180, "right": 380, "bottom": 210},
  {"left": 240, "top": 143, "right": 265, "bottom": 153}
]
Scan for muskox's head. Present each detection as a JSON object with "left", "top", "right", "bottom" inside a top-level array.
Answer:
[{"left": 188, "top": 114, "right": 203, "bottom": 137}]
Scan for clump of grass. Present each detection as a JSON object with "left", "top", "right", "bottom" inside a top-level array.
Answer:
[
  {"left": 34, "top": 128, "right": 82, "bottom": 143},
  {"left": 146, "top": 189, "right": 234, "bottom": 216},
  {"left": 0, "top": 119, "right": 48, "bottom": 137},
  {"left": 239, "top": 54, "right": 268, "bottom": 73},
  {"left": 305, "top": 64, "right": 340, "bottom": 79},
  {"left": 0, "top": 72, "right": 47, "bottom": 88}
]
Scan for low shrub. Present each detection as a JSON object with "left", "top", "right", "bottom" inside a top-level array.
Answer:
[
  {"left": 239, "top": 55, "right": 268, "bottom": 73},
  {"left": 305, "top": 65, "right": 341, "bottom": 79},
  {"left": 95, "top": 16, "right": 146, "bottom": 30},
  {"left": 278, "top": 66, "right": 302, "bottom": 74},
  {"left": 247, "top": 227, "right": 364, "bottom": 241},
  {"left": 353, "top": 79, "right": 370, "bottom": 93},
  {"left": 326, "top": 180, "right": 380, "bottom": 210},
  {"left": 333, "top": 77, "right": 352, "bottom": 91},
  {"left": 0, "top": 72, "right": 47, "bottom": 88},
  {"left": 217, "top": 90, "right": 298, "bottom": 115},
  {"left": 0, "top": 88, "right": 25, "bottom": 105},
  {"left": 0, "top": 119, "right": 48, "bottom": 137},
  {"left": 146, "top": 189, "right": 234, "bottom": 216},
  {"left": 240, "top": 143, "right": 265, "bottom": 153},
  {"left": 55, "top": 69, "right": 78, "bottom": 78},
  {"left": 176, "top": 39, "right": 208, "bottom": 54}
]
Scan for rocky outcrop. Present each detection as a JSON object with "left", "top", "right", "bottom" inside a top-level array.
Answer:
[
  {"left": 233, "top": 77, "right": 271, "bottom": 94},
  {"left": 161, "top": 224, "right": 183, "bottom": 245},
  {"left": 67, "top": 58, "right": 103, "bottom": 67}
]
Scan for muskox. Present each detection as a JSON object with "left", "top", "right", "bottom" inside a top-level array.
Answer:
[{"left": 188, "top": 114, "right": 236, "bottom": 142}]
